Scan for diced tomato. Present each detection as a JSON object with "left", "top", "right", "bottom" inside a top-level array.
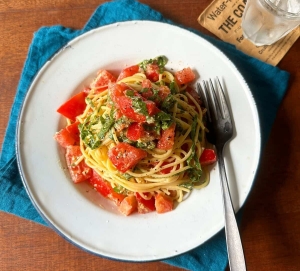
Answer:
[
  {"left": 155, "top": 193, "right": 173, "bottom": 214},
  {"left": 65, "top": 146, "right": 93, "bottom": 183},
  {"left": 140, "top": 88, "right": 153, "bottom": 100},
  {"left": 89, "top": 171, "right": 111, "bottom": 197},
  {"left": 109, "top": 82, "right": 129, "bottom": 106},
  {"left": 145, "top": 64, "right": 160, "bottom": 82},
  {"left": 157, "top": 123, "right": 176, "bottom": 150},
  {"left": 200, "top": 149, "right": 217, "bottom": 166},
  {"left": 66, "top": 121, "right": 80, "bottom": 142},
  {"left": 54, "top": 128, "right": 76, "bottom": 148},
  {"left": 117, "top": 97, "right": 158, "bottom": 122},
  {"left": 90, "top": 170, "right": 125, "bottom": 206},
  {"left": 158, "top": 86, "right": 171, "bottom": 101},
  {"left": 119, "top": 195, "right": 138, "bottom": 216},
  {"left": 127, "top": 122, "right": 144, "bottom": 141},
  {"left": 175, "top": 67, "right": 196, "bottom": 84},
  {"left": 118, "top": 96, "right": 146, "bottom": 122},
  {"left": 108, "top": 191, "right": 126, "bottom": 206},
  {"left": 108, "top": 143, "right": 147, "bottom": 173},
  {"left": 54, "top": 122, "right": 80, "bottom": 148},
  {"left": 145, "top": 100, "right": 160, "bottom": 115},
  {"left": 142, "top": 79, "right": 152, "bottom": 89},
  {"left": 91, "top": 70, "right": 116, "bottom": 92},
  {"left": 136, "top": 193, "right": 156, "bottom": 214},
  {"left": 57, "top": 91, "right": 88, "bottom": 121},
  {"left": 140, "top": 80, "right": 170, "bottom": 104},
  {"left": 140, "top": 79, "right": 154, "bottom": 99},
  {"left": 117, "top": 65, "right": 140, "bottom": 81}
]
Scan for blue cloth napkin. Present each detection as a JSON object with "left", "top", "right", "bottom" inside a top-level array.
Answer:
[{"left": 0, "top": 0, "right": 290, "bottom": 270}]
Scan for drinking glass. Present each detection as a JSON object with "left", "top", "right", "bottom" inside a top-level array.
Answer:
[{"left": 242, "top": 0, "right": 300, "bottom": 46}]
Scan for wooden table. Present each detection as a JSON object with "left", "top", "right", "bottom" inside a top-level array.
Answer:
[{"left": 1, "top": 1, "right": 299, "bottom": 270}]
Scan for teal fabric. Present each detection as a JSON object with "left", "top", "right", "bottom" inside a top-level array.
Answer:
[{"left": 0, "top": 0, "right": 290, "bottom": 270}]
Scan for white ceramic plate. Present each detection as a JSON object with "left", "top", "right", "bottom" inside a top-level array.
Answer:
[{"left": 16, "top": 21, "right": 261, "bottom": 262}]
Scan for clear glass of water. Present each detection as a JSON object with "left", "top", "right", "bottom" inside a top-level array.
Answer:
[{"left": 242, "top": 0, "right": 300, "bottom": 46}]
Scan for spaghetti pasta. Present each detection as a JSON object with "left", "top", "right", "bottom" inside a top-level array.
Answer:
[{"left": 54, "top": 56, "right": 217, "bottom": 216}]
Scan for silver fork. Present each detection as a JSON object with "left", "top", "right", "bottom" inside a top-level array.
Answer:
[{"left": 197, "top": 78, "right": 247, "bottom": 271}]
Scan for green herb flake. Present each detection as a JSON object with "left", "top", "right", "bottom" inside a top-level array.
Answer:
[
  {"left": 169, "top": 81, "right": 178, "bottom": 95},
  {"left": 86, "top": 97, "right": 95, "bottom": 108},
  {"left": 131, "top": 97, "right": 148, "bottom": 116},
  {"left": 79, "top": 115, "right": 101, "bottom": 149},
  {"left": 125, "top": 89, "right": 135, "bottom": 97},
  {"left": 147, "top": 89, "right": 161, "bottom": 104},
  {"left": 161, "top": 94, "right": 176, "bottom": 113},
  {"left": 113, "top": 185, "right": 125, "bottom": 194},
  {"left": 185, "top": 115, "right": 202, "bottom": 183},
  {"left": 136, "top": 141, "right": 156, "bottom": 150},
  {"left": 156, "top": 56, "right": 168, "bottom": 73},
  {"left": 139, "top": 55, "right": 168, "bottom": 73},
  {"left": 122, "top": 173, "right": 133, "bottom": 180},
  {"left": 155, "top": 111, "right": 173, "bottom": 130},
  {"left": 140, "top": 88, "right": 150, "bottom": 93},
  {"left": 98, "top": 117, "right": 114, "bottom": 140},
  {"left": 190, "top": 115, "right": 198, "bottom": 141},
  {"left": 79, "top": 109, "right": 115, "bottom": 150},
  {"left": 97, "top": 107, "right": 115, "bottom": 140}
]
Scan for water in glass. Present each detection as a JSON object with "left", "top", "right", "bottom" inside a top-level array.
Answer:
[{"left": 242, "top": 0, "right": 300, "bottom": 46}]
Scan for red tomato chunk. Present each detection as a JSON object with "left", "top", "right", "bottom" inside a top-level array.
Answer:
[
  {"left": 157, "top": 123, "right": 176, "bottom": 150},
  {"left": 117, "top": 65, "right": 140, "bottom": 81},
  {"left": 175, "top": 67, "right": 196, "bottom": 85},
  {"left": 92, "top": 70, "right": 116, "bottom": 92},
  {"left": 65, "top": 121, "right": 80, "bottom": 140},
  {"left": 158, "top": 86, "right": 171, "bottom": 101},
  {"left": 142, "top": 78, "right": 152, "bottom": 88},
  {"left": 136, "top": 193, "right": 156, "bottom": 214},
  {"left": 108, "top": 143, "right": 147, "bottom": 173},
  {"left": 109, "top": 82, "right": 129, "bottom": 106},
  {"left": 127, "top": 122, "right": 144, "bottom": 141},
  {"left": 145, "top": 63, "right": 160, "bottom": 82},
  {"left": 117, "top": 97, "right": 158, "bottom": 122},
  {"left": 65, "top": 146, "right": 92, "bottom": 183},
  {"left": 119, "top": 195, "right": 138, "bottom": 216},
  {"left": 57, "top": 92, "right": 88, "bottom": 121},
  {"left": 90, "top": 170, "right": 125, "bottom": 206},
  {"left": 54, "top": 122, "right": 80, "bottom": 148},
  {"left": 118, "top": 96, "right": 146, "bottom": 122},
  {"left": 200, "top": 149, "right": 217, "bottom": 166},
  {"left": 155, "top": 193, "right": 174, "bottom": 214}
]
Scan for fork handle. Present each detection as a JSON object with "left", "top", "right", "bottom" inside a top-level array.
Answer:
[{"left": 217, "top": 148, "right": 247, "bottom": 271}]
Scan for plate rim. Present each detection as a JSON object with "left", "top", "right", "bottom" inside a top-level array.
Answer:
[{"left": 15, "top": 20, "right": 262, "bottom": 262}]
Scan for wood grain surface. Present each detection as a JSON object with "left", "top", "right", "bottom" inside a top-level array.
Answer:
[{"left": 0, "top": 1, "right": 299, "bottom": 270}]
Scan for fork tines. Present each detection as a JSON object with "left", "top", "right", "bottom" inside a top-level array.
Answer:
[{"left": 197, "top": 77, "right": 230, "bottom": 122}]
